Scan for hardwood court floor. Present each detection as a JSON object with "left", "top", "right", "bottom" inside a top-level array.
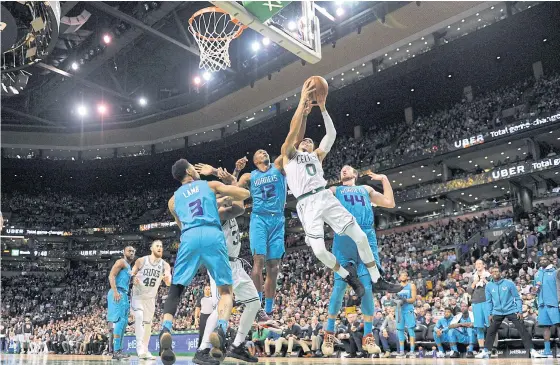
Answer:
[{"left": 2, "top": 354, "right": 560, "bottom": 364}]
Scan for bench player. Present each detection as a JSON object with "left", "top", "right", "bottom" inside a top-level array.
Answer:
[
  {"left": 107, "top": 246, "right": 136, "bottom": 360},
  {"left": 158, "top": 159, "right": 250, "bottom": 365},
  {"left": 282, "top": 80, "right": 381, "bottom": 296},
  {"left": 322, "top": 166, "right": 401, "bottom": 356},
  {"left": 231, "top": 104, "right": 311, "bottom": 320},
  {"left": 131, "top": 240, "right": 171, "bottom": 360}
]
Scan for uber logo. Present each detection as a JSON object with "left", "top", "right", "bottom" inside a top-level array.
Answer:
[
  {"left": 491, "top": 165, "right": 525, "bottom": 179},
  {"left": 454, "top": 135, "right": 484, "bottom": 149}
]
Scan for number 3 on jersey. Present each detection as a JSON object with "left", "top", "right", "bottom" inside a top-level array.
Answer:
[{"left": 189, "top": 199, "right": 203, "bottom": 217}]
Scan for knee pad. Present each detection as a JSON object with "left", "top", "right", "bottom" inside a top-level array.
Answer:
[
  {"left": 328, "top": 280, "right": 347, "bottom": 316},
  {"left": 163, "top": 284, "right": 185, "bottom": 315},
  {"left": 408, "top": 327, "right": 415, "bottom": 338},
  {"left": 397, "top": 329, "right": 406, "bottom": 342},
  {"left": 359, "top": 276, "right": 374, "bottom": 316}
]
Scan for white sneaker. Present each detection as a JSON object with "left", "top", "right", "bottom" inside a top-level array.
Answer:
[
  {"left": 475, "top": 349, "right": 489, "bottom": 359},
  {"left": 139, "top": 353, "right": 157, "bottom": 360},
  {"left": 531, "top": 349, "right": 547, "bottom": 358},
  {"left": 436, "top": 351, "right": 446, "bottom": 358}
]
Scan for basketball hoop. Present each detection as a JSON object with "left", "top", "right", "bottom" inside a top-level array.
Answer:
[{"left": 188, "top": 7, "right": 247, "bottom": 73}]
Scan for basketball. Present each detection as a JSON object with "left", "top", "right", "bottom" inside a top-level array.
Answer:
[{"left": 307, "top": 75, "right": 328, "bottom": 101}]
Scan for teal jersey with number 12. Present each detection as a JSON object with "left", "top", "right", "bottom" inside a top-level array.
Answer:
[{"left": 250, "top": 166, "right": 287, "bottom": 215}]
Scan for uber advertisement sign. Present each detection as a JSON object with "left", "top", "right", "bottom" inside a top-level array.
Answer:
[
  {"left": 452, "top": 113, "right": 560, "bottom": 150},
  {"left": 396, "top": 157, "right": 560, "bottom": 202}
]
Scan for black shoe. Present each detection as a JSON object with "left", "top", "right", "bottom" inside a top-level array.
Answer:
[
  {"left": 450, "top": 351, "right": 460, "bottom": 358},
  {"left": 228, "top": 343, "right": 258, "bottom": 363},
  {"left": 342, "top": 264, "right": 365, "bottom": 297},
  {"left": 193, "top": 349, "right": 220, "bottom": 365},
  {"left": 466, "top": 351, "right": 474, "bottom": 358},
  {"left": 159, "top": 331, "right": 176, "bottom": 365},
  {"left": 491, "top": 349, "right": 498, "bottom": 358},
  {"left": 112, "top": 350, "right": 128, "bottom": 360},
  {"left": 209, "top": 327, "right": 227, "bottom": 360},
  {"left": 373, "top": 278, "right": 403, "bottom": 293},
  {"left": 314, "top": 351, "right": 323, "bottom": 358},
  {"left": 345, "top": 353, "right": 357, "bottom": 358}
]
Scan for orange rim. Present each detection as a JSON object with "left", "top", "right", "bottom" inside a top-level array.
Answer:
[{"left": 188, "top": 7, "right": 247, "bottom": 42}]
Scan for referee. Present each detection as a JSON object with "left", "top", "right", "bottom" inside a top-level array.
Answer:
[{"left": 194, "top": 286, "right": 214, "bottom": 347}]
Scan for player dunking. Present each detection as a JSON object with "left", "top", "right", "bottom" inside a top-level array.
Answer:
[
  {"left": 158, "top": 159, "right": 250, "bottom": 365},
  {"left": 107, "top": 246, "right": 136, "bottom": 360},
  {"left": 322, "top": 165, "right": 401, "bottom": 356},
  {"left": 281, "top": 80, "right": 381, "bottom": 296},
  {"left": 131, "top": 240, "right": 171, "bottom": 360}
]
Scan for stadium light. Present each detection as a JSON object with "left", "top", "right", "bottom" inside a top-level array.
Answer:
[
  {"left": 336, "top": 7, "right": 344, "bottom": 16},
  {"left": 287, "top": 21, "right": 297, "bottom": 31},
  {"left": 97, "top": 104, "right": 107, "bottom": 114},
  {"left": 193, "top": 76, "right": 201, "bottom": 85},
  {"left": 251, "top": 42, "right": 260, "bottom": 52},
  {"left": 71, "top": 62, "right": 79, "bottom": 71},
  {"left": 103, "top": 34, "right": 112, "bottom": 44},
  {"left": 138, "top": 97, "right": 147, "bottom": 106},
  {"left": 202, "top": 71, "right": 212, "bottom": 81},
  {"left": 262, "top": 37, "right": 271, "bottom": 46},
  {"left": 77, "top": 105, "right": 87, "bottom": 116}
]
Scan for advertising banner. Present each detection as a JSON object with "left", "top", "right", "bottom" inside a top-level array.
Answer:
[{"left": 123, "top": 333, "right": 199, "bottom": 355}]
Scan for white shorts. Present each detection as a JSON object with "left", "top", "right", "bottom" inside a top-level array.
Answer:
[
  {"left": 209, "top": 259, "right": 259, "bottom": 306},
  {"left": 296, "top": 189, "right": 355, "bottom": 239},
  {"left": 130, "top": 296, "right": 156, "bottom": 323}
]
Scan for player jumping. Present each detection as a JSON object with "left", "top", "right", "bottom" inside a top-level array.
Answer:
[
  {"left": 232, "top": 103, "right": 310, "bottom": 321},
  {"left": 281, "top": 80, "right": 381, "bottom": 296},
  {"left": 107, "top": 246, "right": 136, "bottom": 360},
  {"left": 322, "top": 165, "right": 401, "bottom": 356},
  {"left": 131, "top": 240, "right": 171, "bottom": 360},
  {"left": 158, "top": 159, "right": 250, "bottom": 365}
]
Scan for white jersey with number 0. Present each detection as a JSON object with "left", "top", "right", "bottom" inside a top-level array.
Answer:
[
  {"left": 222, "top": 218, "right": 240, "bottom": 258},
  {"left": 132, "top": 255, "right": 164, "bottom": 300},
  {"left": 284, "top": 151, "right": 327, "bottom": 199}
]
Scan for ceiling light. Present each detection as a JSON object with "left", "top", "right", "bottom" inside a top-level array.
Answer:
[
  {"left": 252, "top": 42, "right": 260, "bottom": 52},
  {"left": 336, "top": 7, "right": 344, "bottom": 16},
  {"left": 203, "top": 71, "right": 212, "bottom": 81},
  {"left": 103, "top": 34, "right": 112, "bottom": 44},
  {"left": 398, "top": 206, "right": 401, "bottom": 209},
  {"left": 287, "top": 21, "right": 297, "bottom": 31},
  {"left": 376, "top": 101, "right": 380, "bottom": 105},
  {"left": 139, "top": 97, "right": 147, "bottom": 106},
  {"left": 469, "top": 194, "right": 472, "bottom": 197},
  {"left": 412, "top": 175, "right": 415, "bottom": 178},
  {"left": 77, "top": 105, "right": 87, "bottom": 116},
  {"left": 432, "top": 169, "right": 436, "bottom": 173},
  {"left": 484, "top": 156, "right": 488, "bottom": 159},
  {"left": 407, "top": 208, "right": 411, "bottom": 210},
  {"left": 97, "top": 104, "right": 107, "bottom": 114},
  {"left": 448, "top": 74, "right": 452, "bottom": 78},
  {"left": 399, "top": 183, "right": 402, "bottom": 186},
  {"left": 461, "top": 192, "right": 465, "bottom": 195},
  {"left": 399, "top": 171, "right": 402, "bottom": 174},
  {"left": 457, "top": 156, "right": 461, "bottom": 158},
  {"left": 410, "top": 88, "right": 414, "bottom": 92},
  {"left": 490, "top": 160, "right": 494, "bottom": 163},
  {"left": 496, "top": 56, "right": 501, "bottom": 60},
  {"left": 426, "top": 200, "right": 430, "bottom": 203},
  {"left": 71, "top": 62, "right": 79, "bottom": 71},
  {"left": 478, "top": 18, "right": 482, "bottom": 22},
  {"left": 476, "top": 13, "right": 479, "bottom": 16},
  {"left": 262, "top": 37, "right": 271, "bottom": 46},
  {"left": 469, "top": 160, "right": 472, "bottom": 163},
  {"left": 193, "top": 76, "right": 201, "bottom": 85},
  {"left": 437, "top": 173, "right": 442, "bottom": 177},
  {"left": 491, "top": 6, "right": 495, "bottom": 9},
  {"left": 543, "top": 38, "right": 547, "bottom": 42}
]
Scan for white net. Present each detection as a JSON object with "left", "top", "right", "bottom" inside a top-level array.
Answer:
[{"left": 188, "top": 8, "right": 246, "bottom": 73}]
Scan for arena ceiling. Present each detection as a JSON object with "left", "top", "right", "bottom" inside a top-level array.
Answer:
[{"left": 1, "top": 0, "right": 501, "bottom": 148}]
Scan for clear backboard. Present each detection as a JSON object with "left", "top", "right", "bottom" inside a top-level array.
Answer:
[{"left": 211, "top": 1, "right": 322, "bottom": 64}]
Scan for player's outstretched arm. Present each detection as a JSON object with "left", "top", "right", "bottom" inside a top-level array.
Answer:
[
  {"left": 131, "top": 257, "right": 145, "bottom": 285},
  {"left": 314, "top": 98, "right": 334, "bottom": 162},
  {"left": 209, "top": 180, "right": 250, "bottom": 201},
  {"left": 168, "top": 196, "right": 182, "bottom": 230},
  {"left": 281, "top": 81, "right": 315, "bottom": 160},
  {"left": 365, "top": 172, "right": 396, "bottom": 208},
  {"left": 237, "top": 173, "right": 251, "bottom": 189}
]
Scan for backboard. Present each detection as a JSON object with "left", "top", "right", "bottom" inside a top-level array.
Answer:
[{"left": 211, "top": 1, "right": 322, "bottom": 64}]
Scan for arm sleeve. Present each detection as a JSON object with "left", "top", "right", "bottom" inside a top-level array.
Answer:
[
  {"left": 485, "top": 285, "right": 493, "bottom": 315},
  {"left": 511, "top": 282, "right": 522, "bottom": 313},
  {"left": 318, "top": 110, "right": 336, "bottom": 153}
]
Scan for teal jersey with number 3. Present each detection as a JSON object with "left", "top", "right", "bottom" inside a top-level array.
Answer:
[
  {"left": 335, "top": 185, "right": 374, "bottom": 228},
  {"left": 250, "top": 166, "right": 287, "bottom": 215},
  {"left": 174, "top": 180, "right": 221, "bottom": 234}
]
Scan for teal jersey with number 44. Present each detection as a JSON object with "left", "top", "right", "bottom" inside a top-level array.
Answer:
[
  {"left": 250, "top": 166, "right": 287, "bottom": 215},
  {"left": 335, "top": 185, "right": 374, "bottom": 228},
  {"left": 174, "top": 180, "right": 221, "bottom": 234}
]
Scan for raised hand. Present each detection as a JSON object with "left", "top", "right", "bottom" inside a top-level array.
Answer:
[
  {"left": 217, "top": 168, "right": 236, "bottom": 185},
  {"left": 194, "top": 163, "right": 216, "bottom": 176},
  {"left": 367, "top": 172, "right": 387, "bottom": 181},
  {"left": 300, "top": 79, "right": 316, "bottom": 105},
  {"left": 235, "top": 157, "right": 248, "bottom": 172}
]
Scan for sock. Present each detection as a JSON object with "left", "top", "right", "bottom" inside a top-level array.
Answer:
[
  {"left": 364, "top": 322, "right": 373, "bottom": 335},
  {"left": 367, "top": 266, "right": 381, "bottom": 283},
  {"left": 410, "top": 343, "right": 415, "bottom": 352},
  {"left": 337, "top": 266, "right": 349, "bottom": 279},
  {"left": 258, "top": 292, "right": 263, "bottom": 302},
  {"left": 468, "top": 344, "right": 474, "bottom": 352},
  {"left": 451, "top": 344, "right": 458, "bottom": 352},
  {"left": 545, "top": 341, "right": 551, "bottom": 353},
  {"left": 437, "top": 345, "right": 444, "bottom": 352},
  {"left": 326, "top": 318, "right": 335, "bottom": 332},
  {"left": 265, "top": 298, "right": 273, "bottom": 314},
  {"left": 162, "top": 320, "right": 173, "bottom": 332},
  {"left": 217, "top": 319, "right": 228, "bottom": 332}
]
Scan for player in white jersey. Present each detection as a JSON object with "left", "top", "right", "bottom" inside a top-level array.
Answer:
[
  {"left": 192, "top": 168, "right": 262, "bottom": 365},
  {"left": 281, "top": 80, "right": 381, "bottom": 297},
  {"left": 131, "top": 240, "right": 171, "bottom": 360}
]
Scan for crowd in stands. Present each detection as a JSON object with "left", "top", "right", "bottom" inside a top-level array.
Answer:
[{"left": 2, "top": 200, "right": 559, "bottom": 357}]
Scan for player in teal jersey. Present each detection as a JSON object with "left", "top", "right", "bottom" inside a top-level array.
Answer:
[
  {"left": 107, "top": 246, "right": 136, "bottom": 360},
  {"left": 233, "top": 101, "right": 312, "bottom": 322},
  {"left": 158, "top": 159, "right": 250, "bottom": 365},
  {"left": 322, "top": 165, "right": 401, "bottom": 356}
]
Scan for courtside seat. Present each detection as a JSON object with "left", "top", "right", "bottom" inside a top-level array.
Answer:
[
  {"left": 415, "top": 324, "right": 434, "bottom": 348},
  {"left": 497, "top": 322, "right": 511, "bottom": 349}
]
